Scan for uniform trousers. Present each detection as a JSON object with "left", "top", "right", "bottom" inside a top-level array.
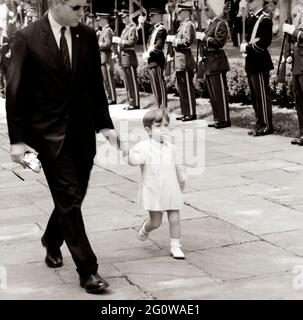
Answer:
[
  {"left": 293, "top": 74, "right": 303, "bottom": 136},
  {"left": 176, "top": 70, "right": 196, "bottom": 116},
  {"left": 206, "top": 72, "right": 230, "bottom": 123},
  {"left": 122, "top": 66, "right": 140, "bottom": 107},
  {"left": 247, "top": 71, "right": 273, "bottom": 133},
  {"left": 101, "top": 61, "right": 116, "bottom": 104},
  {"left": 148, "top": 65, "right": 167, "bottom": 108}
]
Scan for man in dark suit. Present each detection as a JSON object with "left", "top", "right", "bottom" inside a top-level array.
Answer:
[
  {"left": 196, "top": 0, "right": 231, "bottom": 129},
  {"left": 240, "top": 0, "right": 274, "bottom": 136},
  {"left": 0, "top": 25, "right": 8, "bottom": 96},
  {"left": 143, "top": 8, "right": 167, "bottom": 108},
  {"left": 283, "top": 11, "right": 303, "bottom": 146},
  {"left": 6, "top": 0, "right": 120, "bottom": 294}
]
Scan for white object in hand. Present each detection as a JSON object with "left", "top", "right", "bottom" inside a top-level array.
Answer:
[
  {"left": 23, "top": 152, "right": 41, "bottom": 173},
  {"left": 166, "top": 35, "right": 175, "bottom": 43},
  {"left": 112, "top": 36, "right": 121, "bottom": 44},
  {"left": 283, "top": 23, "right": 295, "bottom": 35},
  {"left": 240, "top": 42, "right": 248, "bottom": 53},
  {"left": 196, "top": 31, "right": 206, "bottom": 41}
]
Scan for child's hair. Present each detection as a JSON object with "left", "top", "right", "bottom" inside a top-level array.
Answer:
[{"left": 143, "top": 108, "right": 170, "bottom": 129}]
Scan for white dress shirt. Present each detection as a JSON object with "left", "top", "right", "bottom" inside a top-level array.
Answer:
[{"left": 48, "top": 11, "right": 72, "bottom": 65}]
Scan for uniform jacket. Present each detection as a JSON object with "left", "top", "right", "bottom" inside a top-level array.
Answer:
[
  {"left": 292, "top": 27, "right": 303, "bottom": 75},
  {"left": 119, "top": 21, "right": 138, "bottom": 67},
  {"left": 6, "top": 15, "right": 114, "bottom": 159},
  {"left": 174, "top": 18, "right": 196, "bottom": 71},
  {"left": 202, "top": 18, "right": 230, "bottom": 75},
  {"left": 245, "top": 9, "right": 274, "bottom": 73},
  {"left": 146, "top": 22, "right": 167, "bottom": 68},
  {"left": 96, "top": 24, "right": 114, "bottom": 65}
]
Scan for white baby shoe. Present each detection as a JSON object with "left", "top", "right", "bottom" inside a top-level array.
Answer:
[
  {"left": 170, "top": 245, "right": 185, "bottom": 259},
  {"left": 137, "top": 220, "right": 149, "bottom": 241}
]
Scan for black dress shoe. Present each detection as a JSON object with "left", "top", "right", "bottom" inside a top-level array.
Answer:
[
  {"left": 125, "top": 106, "right": 140, "bottom": 110},
  {"left": 176, "top": 116, "right": 185, "bottom": 121},
  {"left": 80, "top": 273, "right": 109, "bottom": 294},
  {"left": 182, "top": 115, "right": 197, "bottom": 122},
  {"left": 214, "top": 121, "right": 231, "bottom": 129},
  {"left": 208, "top": 122, "right": 218, "bottom": 127},
  {"left": 291, "top": 137, "right": 303, "bottom": 146},
  {"left": 108, "top": 100, "right": 117, "bottom": 105},
  {"left": 41, "top": 238, "right": 63, "bottom": 268}
]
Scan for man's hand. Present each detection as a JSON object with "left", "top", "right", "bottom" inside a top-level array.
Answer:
[
  {"left": 100, "top": 129, "right": 122, "bottom": 150},
  {"left": 112, "top": 36, "right": 121, "bottom": 44},
  {"left": 196, "top": 31, "right": 206, "bottom": 41},
  {"left": 10, "top": 143, "right": 35, "bottom": 166},
  {"left": 166, "top": 35, "right": 176, "bottom": 43},
  {"left": 142, "top": 51, "right": 150, "bottom": 61},
  {"left": 240, "top": 42, "right": 248, "bottom": 53},
  {"left": 138, "top": 15, "right": 146, "bottom": 25},
  {"left": 283, "top": 23, "right": 295, "bottom": 35}
]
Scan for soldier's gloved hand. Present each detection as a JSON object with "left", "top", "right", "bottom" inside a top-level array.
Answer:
[
  {"left": 283, "top": 23, "right": 295, "bottom": 35},
  {"left": 286, "top": 56, "right": 293, "bottom": 64},
  {"left": 240, "top": 42, "right": 248, "bottom": 53},
  {"left": 166, "top": 35, "right": 175, "bottom": 43},
  {"left": 138, "top": 15, "right": 146, "bottom": 25},
  {"left": 142, "top": 51, "right": 150, "bottom": 61},
  {"left": 196, "top": 31, "right": 206, "bottom": 41},
  {"left": 112, "top": 36, "right": 121, "bottom": 44}
]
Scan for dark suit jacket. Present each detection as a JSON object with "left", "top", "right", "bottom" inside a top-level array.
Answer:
[
  {"left": 202, "top": 18, "right": 230, "bottom": 75},
  {"left": 6, "top": 15, "right": 114, "bottom": 159}
]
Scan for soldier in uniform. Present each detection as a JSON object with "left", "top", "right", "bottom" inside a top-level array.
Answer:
[
  {"left": 113, "top": 9, "right": 140, "bottom": 110},
  {"left": 96, "top": 13, "right": 117, "bottom": 105},
  {"left": 196, "top": 0, "right": 231, "bottom": 129},
  {"left": 166, "top": 2, "right": 197, "bottom": 122},
  {"left": 283, "top": 10, "right": 303, "bottom": 146},
  {"left": 240, "top": 0, "right": 274, "bottom": 136},
  {"left": 142, "top": 8, "right": 167, "bottom": 108}
]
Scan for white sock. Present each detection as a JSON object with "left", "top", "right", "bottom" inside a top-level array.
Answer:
[{"left": 170, "top": 238, "right": 181, "bottom": 247}]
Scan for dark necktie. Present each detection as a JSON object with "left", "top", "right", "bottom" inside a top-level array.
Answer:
[{"left": 60, "top": 26, "right": 71, "bottom": 71}]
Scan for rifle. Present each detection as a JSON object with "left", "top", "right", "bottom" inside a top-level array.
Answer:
[
  {"left": 194, "top": 0, "right": 205, "bottom": 80},
  {"left": 164, "top": 1, "right": 175, "bottom": 77},
  {"left": 113, "top": 0, "right": 119, "bottom": 60},
  {"left": 139, "top": 0, "right": 147, "bottom": 52},
  {"left": 277, "top": 0, "right": 292, "bottom": 83},
  {"left": 240, "top": 0, "right": 247, "bottom": 58}
]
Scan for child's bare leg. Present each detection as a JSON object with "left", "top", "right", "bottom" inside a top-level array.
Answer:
[
  {"left": 167, "top": 210, "right": 181, "bottom": 239},
  {"left": 144, "top": 211, "right": 163, "bottom": 233},
  {"left": 167, "top": 210, "right": 184, "bottom": 259}
]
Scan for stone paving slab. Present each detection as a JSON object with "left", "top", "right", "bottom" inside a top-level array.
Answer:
[
  {"left": 152, "top": 272, "right": 303, "bottom": 300},
  {"left": 148, "top": 217, "right": 258, "bottom": 252},
  {"left": 185, "top": 191, "right": 303, "bottom": 235},
  {"left": 186, "top": 241, "right": 303, "bottom": 282}
]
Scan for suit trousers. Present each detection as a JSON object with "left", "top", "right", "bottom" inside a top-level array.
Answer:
[
  {"left": 176, "top": 70, "right": 196, "bottom": 116},
  {"left": 40, "top": 137, "right": 98, "bottom": 278},
  {"left": 293, "top": 74, "right": 303, "bottom": 136},
  {"left": 122, "top": 66, "right": 140, "bottom": 107},
  {"left": 247, "top": 72, "right": 273, "bottom": 133},
  {"left": 101, "top": 61, "right": 116, "bottom": 104},
  {"left": 206, "top": 73, "right": 230, "bottom": 123},
  {"left": 148, "top": 65, "right": 167, "bottom": 108}
]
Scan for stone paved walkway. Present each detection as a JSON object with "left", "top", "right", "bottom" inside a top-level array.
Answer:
[{"left": 1, "top": 97, "right": 303, "bottom": 300}]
